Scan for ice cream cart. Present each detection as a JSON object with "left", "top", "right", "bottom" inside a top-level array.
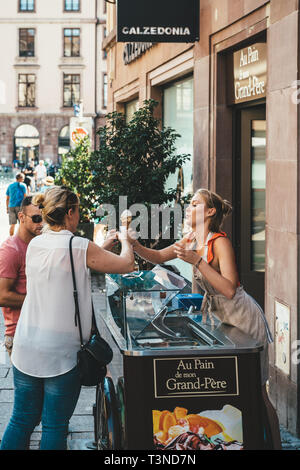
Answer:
[{"left": 93, "top": 266, "right": 266, "bottom": 451}]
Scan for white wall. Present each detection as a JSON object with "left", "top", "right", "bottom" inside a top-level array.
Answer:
[{"left": 0, "top": 0, "right": 97, "bottom": 115}]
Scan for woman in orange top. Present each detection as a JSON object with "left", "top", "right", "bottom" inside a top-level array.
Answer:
[{"left": 130, "top": 188, "right": 281, "bottom": 450}]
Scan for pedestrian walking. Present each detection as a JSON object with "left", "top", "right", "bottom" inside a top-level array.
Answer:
[
  {"left": 0, "top": 186, "right": 134, "bottom": 450},
  {"left": 0, "top": 196, "right": 43, "bottom": 357},
  {"left": 6, "top": 173, "right": 27, "bottom": 236},
  {"left": 128, "top": 188, "right": 281, "bottom": 450},
  {"left": 35, "top": 160, "right": 47, "bottom": 190}
]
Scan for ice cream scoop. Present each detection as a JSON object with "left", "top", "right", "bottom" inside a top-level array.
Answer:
[{"left": 120, "top": 209, "right": 133, "bottom": 229}]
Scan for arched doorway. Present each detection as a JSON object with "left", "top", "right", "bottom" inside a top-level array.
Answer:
[
  {"left": 58, "top": 125, "right": 70, "bottom": 163},
  {"left": 14, "top": 124, "right": 39, "bottom": 168}
]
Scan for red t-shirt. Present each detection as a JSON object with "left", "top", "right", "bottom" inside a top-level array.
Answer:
[{"left": 0, "top": 235, "right": 28, "bottom": 336}]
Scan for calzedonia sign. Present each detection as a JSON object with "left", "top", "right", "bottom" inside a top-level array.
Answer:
[{"left": 117, "top": 0, "right": 199, "bottom": 43}]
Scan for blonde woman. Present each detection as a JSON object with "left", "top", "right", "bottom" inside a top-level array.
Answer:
[
  {"left": 0, "top": 186, "right": 134, "bottom": 450},
  {"left": 129, "top": 188, "right": 281, "bottom": 450}
]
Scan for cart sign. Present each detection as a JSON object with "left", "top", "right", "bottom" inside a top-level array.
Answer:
[
  {"left": 117, "top": 0, "right": 200, "bottom": 43},
  {"left": 153, "top": 356, "right": 239, "bottom": 398}
]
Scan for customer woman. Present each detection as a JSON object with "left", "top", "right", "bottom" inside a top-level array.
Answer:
[
  {"left": 0, "top": 186, "right": 134, "bottom": 450},
  {"left": 129, "top": 188, "right": 281, "bottom": 450}
]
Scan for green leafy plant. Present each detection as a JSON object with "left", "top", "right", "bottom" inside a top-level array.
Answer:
[
  {"left": 91, "top": 99, "right": 191, "bottom": 268},
  {"left": 55, "top": 136, "right": 97, "bottom": 224}
]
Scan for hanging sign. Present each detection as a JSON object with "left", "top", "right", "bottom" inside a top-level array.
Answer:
[
  {"left": 69, "top": 117, "right": 93, "bottom": 148},
  {"left": 228, "top": 42, "right": 267, "bottom": 105},
  {"left": 117, "top": 0, "right": 199, "bottom": 43}
]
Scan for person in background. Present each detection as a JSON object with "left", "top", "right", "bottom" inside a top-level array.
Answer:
[
  {"left": 0, "top": 196, "right": 43, "bottom": 357},
  {"left": 35, "top": 160, "right": 47, "bottom": 191},
  {"left": 39, "top": 176, "right": 55, "bottom": 194},
  {"left": 6, "top": 173, "right": 27, "bottom": 236},
  {"left": 23, "top": 159, "right": 36, "bottom": 193},
  {"left": 127, "top": 188, "right": 282, "bottom": 450},
  {"left": 0, "top": 186, "right": 134, "bottom": 450}
]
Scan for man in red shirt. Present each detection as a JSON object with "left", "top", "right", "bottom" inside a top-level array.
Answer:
[{"left": 0, "top": 196, "right": 43, "bottom": 356}]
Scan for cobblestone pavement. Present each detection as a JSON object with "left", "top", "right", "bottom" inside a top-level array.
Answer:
[{"left": 0, "top": 171, "right": 300, "bottom": 450}]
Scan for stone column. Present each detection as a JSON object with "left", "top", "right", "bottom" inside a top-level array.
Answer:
[{"left": 267, "top": 0, "right": 299, "bottom": 435}]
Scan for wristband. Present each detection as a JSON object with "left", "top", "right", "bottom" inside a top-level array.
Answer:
[{"left": 194, "top": 256, "right": 203, "bottom": 270}]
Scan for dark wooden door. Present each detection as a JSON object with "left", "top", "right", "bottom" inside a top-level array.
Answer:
[{"left": 235, "top": 105, "right": 266, "bottom": 309}]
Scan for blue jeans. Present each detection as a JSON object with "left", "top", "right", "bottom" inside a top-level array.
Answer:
[{"left": 0, "top": 365, "right": 81, "bottom": 450}]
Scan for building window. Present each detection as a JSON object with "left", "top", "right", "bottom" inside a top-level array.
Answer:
[
  {"left": 103, "top": 73, "right": 108, "bottom": 109},
  {"left": 103, "top": 27, "right": 107, "bottom": 59},
  {"left": 19, "top": 29, "right": 35, "bottom": 57},
  {"left": 63, "top": 74, "right": 80, "bottom": 107},
  {"left": 19, "top": 0, "right": 35, "bottom": 11},
  {"left": 64, "top": 0, "right": 80, "bottom": 11},
  {"left": 64, "top": 29, "right": 80, "bottom": 57},
  {"left": 18, "top": 74, "right": 36, "bottom": 107},
  {"left": 124, "top": 98, "right": 138, "bottom": 124},
  {"left": 163, "top": 76, "right": 194, "bottom": 198}
]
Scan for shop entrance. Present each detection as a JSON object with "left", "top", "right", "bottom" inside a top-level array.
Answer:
[
  {"left": 14, "top": 124, "right": 39, "bottom": 168},
  {"left": 235, "top": 104, "right": 266, "bottom": 309}
]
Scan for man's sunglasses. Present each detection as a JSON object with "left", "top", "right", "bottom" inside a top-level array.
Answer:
[{"left": 25, "top": 214, "right": 43, "bottom": 223}]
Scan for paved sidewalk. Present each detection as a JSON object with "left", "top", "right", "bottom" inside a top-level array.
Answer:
[{"left": 0, "top": 307, "right": 97, "bottom": 450}]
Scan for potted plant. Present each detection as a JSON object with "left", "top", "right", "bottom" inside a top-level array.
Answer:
[{"left": 91, "top": 99, "right": 191, "bottom": 269}]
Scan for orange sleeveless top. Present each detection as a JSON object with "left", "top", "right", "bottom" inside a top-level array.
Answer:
[
  {"left": 182, "top": 231, "right": 240, "bottom": 285},
  {"left": 182, "top": 231, "right": 227, "bottom": 263},
  {"left": 206, "top": 232, "right": 227, "bottom": 264}
]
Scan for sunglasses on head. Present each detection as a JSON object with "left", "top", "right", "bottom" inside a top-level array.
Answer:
[{"left": 25, "top": 214, "right": 43, "bottom": 223}]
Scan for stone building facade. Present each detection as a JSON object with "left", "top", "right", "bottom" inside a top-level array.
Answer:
[
  {"left": 0, "top": 0, "right": 107, "bottom": 167},
  {"left": 104, "top": 0, "right": 300, "bottom": 436}
]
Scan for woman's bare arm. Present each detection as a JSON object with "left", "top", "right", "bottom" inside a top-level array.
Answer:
[
  {"left": 133, "top": 240, "right": 177, "bottom": 264},
  {"left": 87, "top": 239, "right": 135, "bottom": 274}
]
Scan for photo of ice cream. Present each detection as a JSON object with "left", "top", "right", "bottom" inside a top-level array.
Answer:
[{"left": 152, "top": 405, "right": 243, "bottom": 450}]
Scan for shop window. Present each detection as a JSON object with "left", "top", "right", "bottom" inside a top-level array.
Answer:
[
  {"left": 163, "top": 76, "right": 193, "bottom": 198},
  {"left": 125, "top": 98, "right": 139, "bottom": 124},
  {"left": 163, "top": 75, "right": 194, "bottom": 281},
  {"left": 18, "top": 74, "right": 36, "bottom": 107},
  {"left": 64, "top": 0, "right": 80, "bottom": 11},
  {"left": 19, "top": 28, "right": 35, "bottom": 57},
  {"left": 19, "top": 0, "right": 35, "bottom": 11},
  {"left": 63, "top": 73, "right": 80, "bottom": 107},
  {"left": 64, "top": 28, "right": 80, "bottom": 57}
]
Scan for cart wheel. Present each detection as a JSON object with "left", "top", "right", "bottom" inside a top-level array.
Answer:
[
  {"left": 116, "top": 377, "right": 125, "bottom": 449},
  {"left": 96, "top": 377, "right": 121, "bottom": 450}
]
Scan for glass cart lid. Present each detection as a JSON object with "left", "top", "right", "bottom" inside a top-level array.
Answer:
[
  {"left": 107, "top": 265, "right": 187, "bottom": 293},
  {"left": 106, "top": 266, "right": 187, "bottom": 345}
]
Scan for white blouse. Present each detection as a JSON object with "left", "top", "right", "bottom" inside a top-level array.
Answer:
[{"left": 11, "top": 229, "right": 93, "bottom": 378}]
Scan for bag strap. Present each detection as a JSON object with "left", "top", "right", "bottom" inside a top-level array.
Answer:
[
  {"left": 69, "top": 236, "right": 99, "bottom": 348},
  {"left": 69, "top": 235, "right": 84, "bottom": 348}
]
